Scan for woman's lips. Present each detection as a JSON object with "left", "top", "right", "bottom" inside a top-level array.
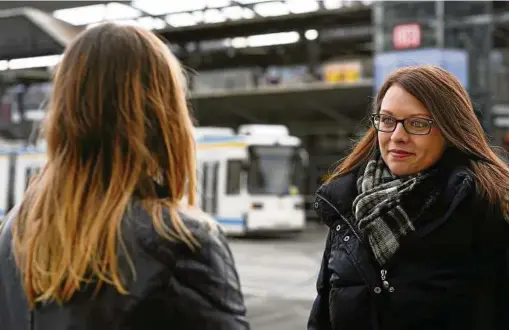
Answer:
[{"left": 389, "top": 150, "right": 414, "bottom": 159}]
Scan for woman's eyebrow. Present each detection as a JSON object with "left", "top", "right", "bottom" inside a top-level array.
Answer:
[{"left": 379, "top": 109, "right": 431, "bottom": 118}]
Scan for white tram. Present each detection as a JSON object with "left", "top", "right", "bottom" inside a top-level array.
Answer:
[
  {"left": 195, "top": 124, "right": 308, "bottom": 235},
  {"left": 0, "top": 143, "right": 46, "bottom": 221},
  {"left": 0, "top": 125, "right": 308, "bottom": 236}
]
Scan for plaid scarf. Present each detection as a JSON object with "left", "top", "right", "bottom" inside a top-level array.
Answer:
[{"left": 352, "top": 155, "right": 440, "bottom": 266}]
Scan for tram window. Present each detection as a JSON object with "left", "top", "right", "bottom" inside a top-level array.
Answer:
[
  {"left": 226, "top": 160, "right": 242, "bottom": 195},
  {"left": 23, "top": 83, "right": 52, "bottom": 111},
  {"left": 25, "top": 167, "right": 41, "bottom": 190},
  {"left": 1, "top": 87, "right": 19, "bottom": 122}
]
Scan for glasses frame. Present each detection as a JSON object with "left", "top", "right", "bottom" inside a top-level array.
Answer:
[{"left": 370, "top": 114, "right": 434, "bottom": 136}]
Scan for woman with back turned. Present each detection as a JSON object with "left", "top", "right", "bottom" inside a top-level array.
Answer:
[
  {"left": 308, "top": 65, "right": 509, "bottom": 330},
  {"left": 0, "top": 23, "right": 249, "bottom": 330}
]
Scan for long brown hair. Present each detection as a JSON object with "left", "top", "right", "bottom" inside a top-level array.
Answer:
[
  {"left": 10, "top": 23, "right": 198, "bottom": 307},
  {"left": 327, "top": 65, "right": 509, "bottom": 213}
]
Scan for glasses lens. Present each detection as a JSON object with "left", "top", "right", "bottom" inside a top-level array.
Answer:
[
  {"left": 374, "top": 114, "right": 396, "bottom": 132},
  {"left": 405, "top": 118, "right": 431, "bottom": 135}
]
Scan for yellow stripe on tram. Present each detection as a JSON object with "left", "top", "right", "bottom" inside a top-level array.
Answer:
[{"left": 197, "top": 142, "right": 247, "bottom": 150}]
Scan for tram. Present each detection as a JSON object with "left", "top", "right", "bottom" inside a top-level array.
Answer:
[{"left": 0, "top": 125, "right": 308, "bottom": 236}]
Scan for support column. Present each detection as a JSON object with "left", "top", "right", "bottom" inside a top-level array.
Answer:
[
  {"left": 373, "top": 1, "right": 494, "bottom": 134},
  {"left": 444, "top": 2, "right": 494, "bottom": 133},
  {"left": 303, "top": 29, "right": 321, "bottom": 81}
]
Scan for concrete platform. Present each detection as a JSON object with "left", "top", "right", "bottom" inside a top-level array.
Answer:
[{"left": 228, "top": 222, "right": 329, "bottom": 330}]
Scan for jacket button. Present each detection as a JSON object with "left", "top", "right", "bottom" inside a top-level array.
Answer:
[
  {"left": 314, "top": 202, "right": 319, "bottom": 208},
  {"left": 335, "top": 224, "right": 341, "bottom": 231},
  {"left": 343, "top": 235, "right": 350, "bottom": 242},
  {"left": 374, "top": 287, "right": 382, "bottom": 294}
]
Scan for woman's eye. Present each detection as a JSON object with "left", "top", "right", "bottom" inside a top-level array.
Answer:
[
  {"left": 382, "top": 117, "right": 395, "bottom": 124},
  {"left": 411, "top": 120, "right": 429, "bottom": 128}
]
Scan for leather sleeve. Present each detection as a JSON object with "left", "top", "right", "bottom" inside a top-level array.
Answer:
[
  {"left": 169, "top": 225, "right": 250, "bottom": 330},
  {"left": 307, "top": 229, "right": 333, "bottom": 330}
]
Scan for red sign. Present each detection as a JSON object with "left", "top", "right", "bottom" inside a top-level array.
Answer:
[
  {"left": 392, "top": 23, "right": 421, "bottom": 49},
  {"left": 0, "top": 104, "right": 10, "bottom": 124}
]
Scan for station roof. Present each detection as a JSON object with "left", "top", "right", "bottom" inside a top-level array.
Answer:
[
  {"left": 0, "top": 1, "right": 110, "bottom": 12},
  {"left": 159, "top": 6, "right": 371, "bottom": 42},
  {"left": 191, "top": 79, "right": 374, "bottom": 134},
  {"left": 0, "top": 7, "right": 80, "bottom": 60},
  {"left": 1, "top": 0, "right": 509, "bottom": 53}
]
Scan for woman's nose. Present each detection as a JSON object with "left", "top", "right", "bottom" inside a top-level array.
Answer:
[{"left": 390, "top": 122, "right": 409, "bottom": 142}]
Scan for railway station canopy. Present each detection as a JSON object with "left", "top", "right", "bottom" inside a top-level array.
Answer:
[{"left": 0, "top": 1, "right": 376, "bottom": 138}]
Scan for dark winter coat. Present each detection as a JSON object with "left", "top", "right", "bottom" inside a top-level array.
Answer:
[
  {"left": 308, "top": 164, "right": 509, "bottom": 330},
  {"left": 0, "top": 202, "right": 249, "bottom": 330}
]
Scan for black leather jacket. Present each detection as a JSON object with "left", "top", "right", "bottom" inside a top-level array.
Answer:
[{"left": 0, "top": 203, "right": 250, "bottom": 330}]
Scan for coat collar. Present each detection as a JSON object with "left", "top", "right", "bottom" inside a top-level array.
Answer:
[
  {"left": 315, "top": 167, "right": 360, "bottom": 219},
  {"left": 315, "top": 161, "right": 475, "bottom": 233}
]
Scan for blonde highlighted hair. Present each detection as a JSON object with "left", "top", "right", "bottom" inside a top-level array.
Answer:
[{"left": 10, "top": 23, "right": 198, "bottom": 307}]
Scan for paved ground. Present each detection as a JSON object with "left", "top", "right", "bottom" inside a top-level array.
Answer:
[{"left": 228, "top": 222, "right": 329, "bottom": 330}]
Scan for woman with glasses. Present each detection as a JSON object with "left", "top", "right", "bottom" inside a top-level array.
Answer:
[{"left": 308, "top": 65, "right": 509, "bottom": 330}]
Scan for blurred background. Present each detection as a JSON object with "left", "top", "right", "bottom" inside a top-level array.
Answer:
[{"left": 0, "top": 1, "right": 509, "bottom": 329}]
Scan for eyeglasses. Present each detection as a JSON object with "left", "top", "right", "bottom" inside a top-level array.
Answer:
[{"left": 371, "top": 114, "right": 434, "bottom": 136}]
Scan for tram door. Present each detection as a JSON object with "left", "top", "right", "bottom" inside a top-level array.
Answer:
[
  {"left": 13, "top": 152, "right": 46, "bottom": 207},
  {"left": 201, "top": 161, "right": 219, "bottom": 216},
  {"left": 0, "top": 151, "right": 10, "bottom": 220}
]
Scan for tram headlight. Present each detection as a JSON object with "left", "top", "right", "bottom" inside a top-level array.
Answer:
[
  {"left": 294, "top": 202, "right": 304, "bottom": 209},
  {"left": 250, "top": 202, "right": 263, "bottom": 209}
]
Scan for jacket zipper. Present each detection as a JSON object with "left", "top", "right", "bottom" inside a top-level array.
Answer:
[
  {"left": 380, "top": 269, "right": 394, "bottom": 292},
  {"left": 315, "top": 193, "right": 394, "bottom": 293}
]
